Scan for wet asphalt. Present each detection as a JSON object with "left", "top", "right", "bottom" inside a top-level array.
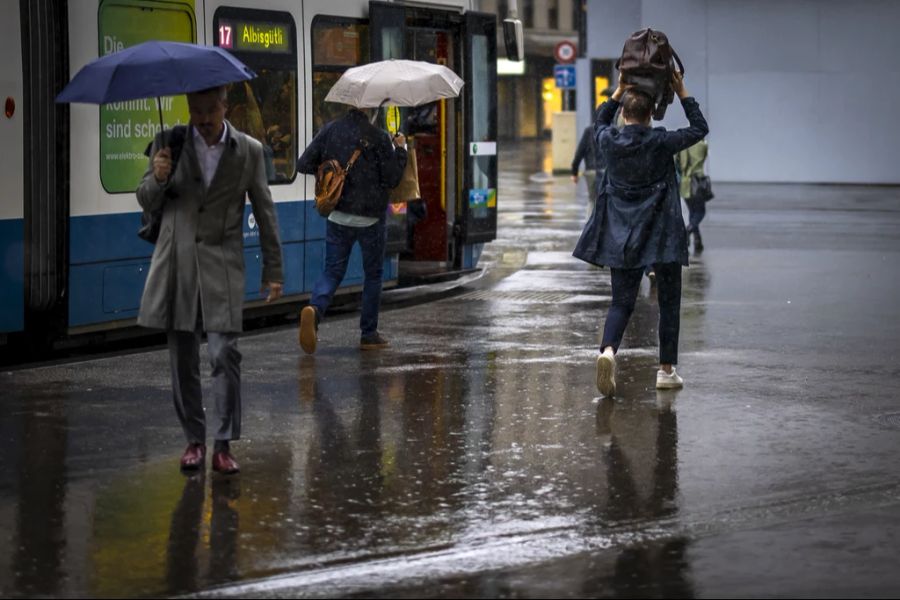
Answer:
[{"left": 1, "top": 142, "right": 900, "bottom": 598}]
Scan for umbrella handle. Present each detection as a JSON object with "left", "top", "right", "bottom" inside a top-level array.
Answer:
[
  {"left": 370, "top": 98, "right": 390, "bottom": 125},
  {"left": 156, "top": 96, "right": 169, "bottom": 145}
]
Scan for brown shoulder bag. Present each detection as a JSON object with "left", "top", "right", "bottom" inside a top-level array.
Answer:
[{"left": 315, "top": 148, "right": 362, "bottom": 217}]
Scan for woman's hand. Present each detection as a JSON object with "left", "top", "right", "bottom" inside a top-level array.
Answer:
[{"left": 672, "top": 71, "right": 688, "bottom": 99}]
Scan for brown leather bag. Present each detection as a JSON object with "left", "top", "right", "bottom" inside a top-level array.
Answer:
[
  {"left": 314, "top": 148, "right": 361, "bottom": 217},
  {"left": 616, "top": 28, "right": 684, "bottom": 120}
]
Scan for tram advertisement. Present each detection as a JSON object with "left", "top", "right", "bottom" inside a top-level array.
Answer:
[{"left": 97, "top": 0, "right": 196, "bottom": 193}]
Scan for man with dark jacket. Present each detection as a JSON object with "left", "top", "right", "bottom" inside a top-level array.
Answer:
[
  {"left": 573, "top": 72, "right": 708, "bottom": 396},
  {"left": 297, "top": 108, "right": 408, "bottom": 353},
  {"left": 571, "top": 125, "right": 603, "bottom": 198}
]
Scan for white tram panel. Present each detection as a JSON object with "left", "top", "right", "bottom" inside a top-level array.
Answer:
[
  {"left": 1, "top": 5, "right": 25, "bottom": 222},
  {"left": 68, "top": 3, "right": 117, "bottom": 219}
]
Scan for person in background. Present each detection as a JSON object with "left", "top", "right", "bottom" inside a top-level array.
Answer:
[
  {"left": 573, "top": 72, "right": 709, "bottom": 396},
  {"left": 676, "top": 140, "right": 710, "bottom": 251},
  {"left": 572, "top": 124, "right": 601, "bottom": 198},
  {"left": 296, "top": 107, "right": 408, "bottom": 354}
]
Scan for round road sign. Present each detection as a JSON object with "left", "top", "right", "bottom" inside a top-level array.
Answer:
[{"left": 554, "top": 40, "right": 576, "bottom": 64}]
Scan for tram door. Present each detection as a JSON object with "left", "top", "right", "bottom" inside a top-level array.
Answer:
[
  {"left": 460, "top": 12, "right": 498, "bottom": 249},
  {"left": 369, "top": 1, "right": 460, "bottom": 264}
]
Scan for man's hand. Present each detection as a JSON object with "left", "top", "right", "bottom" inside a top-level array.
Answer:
[
  {"left": 672, "top": 71, "right": 688, "bottom": 100},
  {"left": 153, "top": 147, "right": 172, "bottom": 183},
  {"left": 571, "top": 174, "right": 579, "bottom": 183},
  {"left": 392, "top": 132, "right": 407, "bottom": 148},
  {"left": 262, "top": 281, "right": 283, "bottom": 303}
]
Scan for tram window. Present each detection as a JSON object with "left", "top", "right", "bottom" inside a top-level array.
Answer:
[
  {"left": 214, "top": 8, "right": 298, "bottom": 184},
  {"left": 313, "top": 21, "right": 368, "bottom": 66},
  {"left": 311, "top": 18, "right": 369, "bottom": 135},
  {"left": 471, "top": 34, "right": 492, "bottom": 189},
  {"left": 311, "top": 71, "right": 348, "bottom": 133}
]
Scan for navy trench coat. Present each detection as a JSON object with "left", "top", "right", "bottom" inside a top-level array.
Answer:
[
  {"left": 573, "top": 96, "right": 709, "bottom": 269},
  {"left": 297, "top": 109, "right": 407, "bottom": 219}
]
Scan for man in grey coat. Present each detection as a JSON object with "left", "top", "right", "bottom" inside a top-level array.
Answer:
[{"left": 138, "top": 86, "right": 284, "bottom": 474}]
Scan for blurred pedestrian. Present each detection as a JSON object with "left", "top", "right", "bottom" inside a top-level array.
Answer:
[
  {"left": 676, "top": 140, "right": 709, "bottom": 251},
  {"left": 297, "top": 107, "right": 408, "bottom": 354},
  {"left": 571, "top": 125, "right": 600, "bottom": 198},
  {"left": 573, "top": 72, "right": 708, "bottom": 395},
  {"left": 138, "top": 85, "right": 284, "bottom": 474}
]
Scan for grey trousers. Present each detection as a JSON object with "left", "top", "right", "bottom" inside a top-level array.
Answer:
[{"left": 168, "top": 329, "right": 242, "bottom": 445}]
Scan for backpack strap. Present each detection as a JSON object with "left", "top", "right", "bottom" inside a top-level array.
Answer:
[
  {"left": 671, "top": 49, "right": 685, "bottom": 75},
  {"left": 143, "top": 125, "right": 188, "bottom": 159},
  {"left": 168, "top": 125, "right": 188, "bottom": 165}
]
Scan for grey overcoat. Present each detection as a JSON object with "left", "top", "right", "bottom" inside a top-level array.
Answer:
[{"left": 136, "top": 122, "right": 284, "bottom": 333}]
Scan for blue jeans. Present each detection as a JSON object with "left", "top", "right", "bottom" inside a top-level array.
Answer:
[
  {"left": 601, "top": 263, "right": 682, "bottom": 365},
  {"left": 311, "top": 219, "right": 386, "bottom": 336}
]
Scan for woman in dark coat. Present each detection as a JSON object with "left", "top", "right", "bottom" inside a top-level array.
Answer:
[{"left": 573, "top": 72, "right": 708, "bottom": 396}]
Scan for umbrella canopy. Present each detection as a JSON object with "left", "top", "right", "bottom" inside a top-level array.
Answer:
[
  {"left": 56, "top": 40, "right": 255, "bottom": 105},
  {"left": 324, "top": 59, "right": 464, "bottom": 108}
]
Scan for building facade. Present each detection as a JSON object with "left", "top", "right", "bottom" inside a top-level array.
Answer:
[{"left": 479, "top": 0, "right": 581, "bottom": 140}]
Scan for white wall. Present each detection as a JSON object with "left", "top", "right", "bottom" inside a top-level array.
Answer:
[{"left": 579, "top": 0, "right": 900, "bottom": 184}]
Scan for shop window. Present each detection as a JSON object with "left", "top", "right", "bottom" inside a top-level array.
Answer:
[
  {"left": 214, "top": 7, "right": 297, "bottom": 184},
  {"left": 542, "top": 77, "right": 562, "bottom": 133}
]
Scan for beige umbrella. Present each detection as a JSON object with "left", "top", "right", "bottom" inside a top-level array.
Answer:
[{"left": 324, "top": 59, "right": 464, "bottom": 108}]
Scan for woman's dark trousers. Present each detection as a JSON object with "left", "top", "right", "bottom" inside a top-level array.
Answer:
[
  {"left": 685, "top": 198, "right": 706, "bottom": 235},
  {"left": 600, "top": 263, "right": 682, "bottom": 364}
]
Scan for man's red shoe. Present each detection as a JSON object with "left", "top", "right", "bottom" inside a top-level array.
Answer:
[
  {"left": 180, "top": 443, "right": 206, "bottom": 470},
  {"left": 212, "top": 451, "right": 240, "bottom": 474}
]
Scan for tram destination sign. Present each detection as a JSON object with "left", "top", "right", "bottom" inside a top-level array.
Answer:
[{"left": 218, "top": 20, "right": 290, "bottom": 53}]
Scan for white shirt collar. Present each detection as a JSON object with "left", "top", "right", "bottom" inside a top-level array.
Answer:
[
  {"left": 192, "top": 122, "right": 229, "bottom": 189},
  {"left": 192, "top": 121, "right": 228, "bottom": 147}
]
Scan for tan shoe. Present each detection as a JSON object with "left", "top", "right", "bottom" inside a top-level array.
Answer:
[{"left": 299, "top": 306, "right": 318, "bottom": 354}]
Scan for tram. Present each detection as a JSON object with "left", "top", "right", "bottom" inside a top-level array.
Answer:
[{"left": 0, "top": 0, "right": 507, "bottom": 353}]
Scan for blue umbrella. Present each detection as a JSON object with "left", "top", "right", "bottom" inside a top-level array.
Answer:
[{"left": 56, "top": 40, "right": 256, "bottom": 126}]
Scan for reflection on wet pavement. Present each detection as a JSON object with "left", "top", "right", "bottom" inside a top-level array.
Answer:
[{"left": 2, "top": 141, "right": 900, "bottom": 597}]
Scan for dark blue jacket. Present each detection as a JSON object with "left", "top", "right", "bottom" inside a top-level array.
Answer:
[
  {"left": 298, "top": 109, "right": 407, "bottom": 219},
  {"left": 573, "top": 96, "right": 708, "bottom": 268}
]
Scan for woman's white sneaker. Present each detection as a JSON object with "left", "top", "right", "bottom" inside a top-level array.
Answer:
[
  {"left": 596, "top": 348, "right": 617, "bottom": 397},
  {"left": 656, "top": 368, "right": 684, "bottom": 389}
]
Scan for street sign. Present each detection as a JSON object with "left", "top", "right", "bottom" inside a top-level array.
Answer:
[
  {"left": 554, "top": 65, "right": 576, "bottom": 90},
  {"left": 554, "top": 40, "right": 576, "bottom": 64}
]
